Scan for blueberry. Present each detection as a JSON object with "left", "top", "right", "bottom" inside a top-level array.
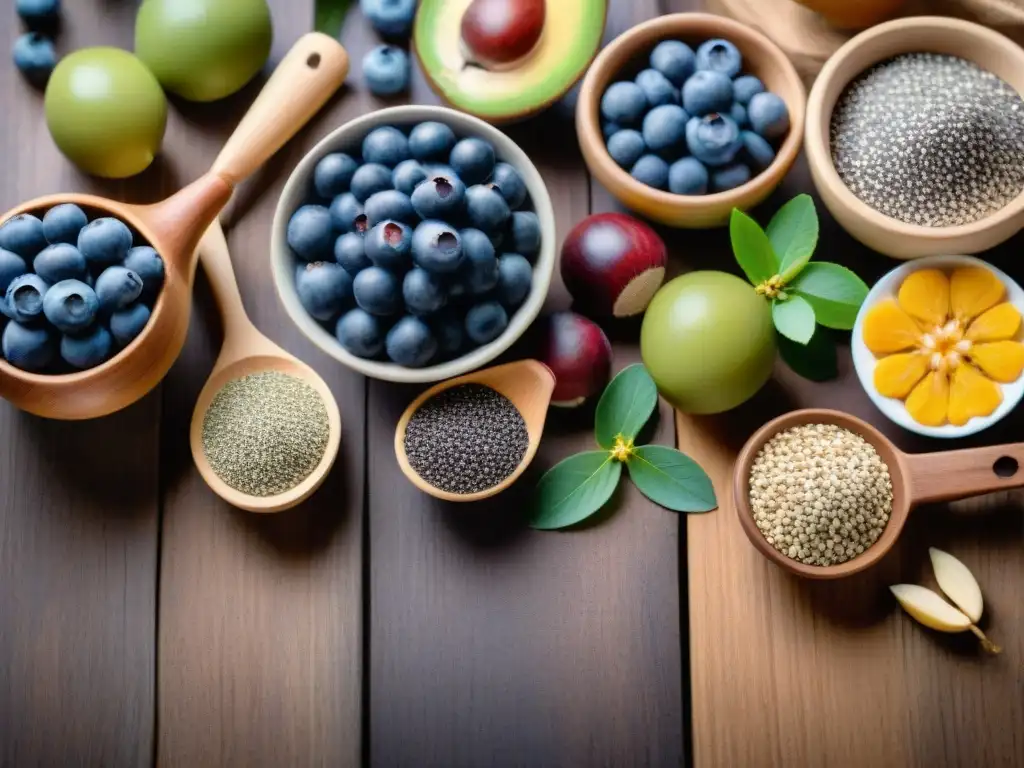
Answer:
[
  {"left": 710, "top": 162, "right": 752, "bottom": 192},
  {"left": 392, "top": 159, "right": 428, "bottom": 195},
  {"left": 350, "top": 162, "right": 394, "bottom": 203},
  {"left": 61, "top": 325, "right": 112, "bottom": 370},
  {"left": 432, "top": 311, "right": 464, "bottom": 357},
  {"left": 336, "top": 308, "right": 385, "bottom": 358},
  {"left": 607, "top": 129, "right": 646, "bottom": 170},
  {"left": 730, "top": 102, "right": 748, "bottom": 128},
  {"left": 402, "top": 268, "right": 447, "bottom": 315},
  {"left": 423, "top": 163, "right": 457, "bottom": 180},
  {"left": 682, "top": 70, "right": 733, "bottom": 117},
  {"left": 5, "top": 273, "right": 49, "bottom": 323},
  {"left": 109, "top": 302, "right": 151, "bottom": 347},
  {"left": 94, "top": 266, "right": 143, "bottom": 314},
  {"left": 365, "top": 189, "right": 416, "bottom": 227},
  {"left": 642, "top": 104, "right": 689, "bottom": 154},
  {"left": 495, "top": 253, "right": 533, "bottom": 308},
  {"left": 362, "top": 126, "right": 411, "bottom": 168},
  {"left": 334, "top": 232, "right": 371, "bottom": 273},
  {"left": 353, "top": 266, "right": 401, "bottom": 316},
  {"left": 296, "top": 261, "right": 354, "bottom": 321},
  {"left": 386, "top": 316, "right": 437, "bottom": 367},
  {"left": 314, "top": 153, "right": 359, "bottom": 198},
  {"left": 365, "top": 221, "right": 413, "bottom": 271},
  {"left": 465, "top": 185, "right": 510, "bottom": 233},
  {"left": 490, "top": 163, "right": 528, "bottom": 210},
  {"left": 449, "top": 138, "right": 496, "bottom": 186},
  {"left": 465, "top": 301, "right": 509, "bottom": 345},
  {"left": 359, "top": 0, "right": 416, "bottom": 37},
  {"left": 0, "top": 213, "right": 47, "bottom": 259},
  {"left": 747, "top": 92, "right": 790, "bottom": 140},
  {"left": 630, "top": 154, "right": 670, "bottom": 190},
  {"left": 600, "top": 81, "right": 648, "bottom": 127},
  {"left": 411, "top": 174, "right": 466, "bottom": 220},
  {"left": 42, "top": 279, "right": 99, "bottom": 333},
  {"left": 412, "top": 221, "right": 463, "bottom": 273},
  {"left": 668, "top": 157, "right": 709, "bottom": 195},
  {"left": 408, "top": 122, "right": 457, "bottom": 162},
  {"left": 329, "top": 193, "right": 369, "bottom": 234},
  {"left": 287, "top": 204, "right": 335, "bottom": 262},
  {"left": 32, "top": 243, "right": 85, "bottom": 284},
  {"left": 79, "top": 217, "right": 134, "bottom": 265},
  {"left": 122, "top": 246, "right": 164, "bottom": 296},
  {"left": 13, "top": 33, "right": 55, "bottom": 87},
  {"left": 456, "top": 228, "right": 499, "bottom": 295},
  {"left": 732, "top": 75, "right": 765, "bottom": 105},
  {"left": 508, "top": 211, "right": 541, "bottom": 258},
  {"left": 740, "top": 130, "right": 776, "bottom": 171},
  {"left": 362, "top": 45, "right": 410, "bottom": 96},
  {"left": 42, "top": 204, "right": 87, "bottom": 245},
  {"left": 695, "top": 39, "right": 742, "bottom": 78},
  {"left": 650, "top": 40, "right": 696, "bottom": 86},
  {"left": 2, "top": 320, "right": 54, "bottom": 371},
  {"left": 602, "top": 121, "right": 623, "bottom": 140},
  {"left": 0, "top": 249, "right": 28, "bottom": 297},
  {"left": 635, "top": 68, "right": 679, "bottom": 107},
  {"left": 686, "top": 113, "right": 741, "bottom": 167}
]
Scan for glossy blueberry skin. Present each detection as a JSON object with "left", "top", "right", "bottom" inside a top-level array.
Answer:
[
  {"left": 682, "top": 70, "right": 733, "bottom": 117},
  {"left": 296, "top": 261, "right": 354, "bottom": 321},
  {"left": 109, "top": 302, "right": 151, "bottom": 347},
  {"left": 77, "top": 217, "right": 133, "bottom": 264},
  {"left": 423, "top": 163, "right": 457, "bottom": 180},
  {"left": 710, "top": 162, "right": 752, "bottom": 192},
  {"left": 362, "top": 126, "right": 411, "bottom": 168},
  {"left": 607, "top": 129, "right": 646, "bottom": 170},
  {"left": 695, "top": 39, "right": 742, "bottom": 78},
  {"left": 602, "top": 121, "right": 623, "bottom": 140},
  {"left": 329, "top": 193, "right": 368, "bottom": 234},
  {"left": 2, "top": 320, "right": 54, "bottom": 371},
  {"left": 649, "top": 40, "right": 696, "bottom": 86},
  {"left": 42, "top": 279, "right": 98, "bottom": 333},
  {"left": 122, "top": 246, "right": 164, "bottom": 296},
  {"left": 508, "top": 211, "right": 541, "bottom": 257},
  {"left": 412, "top": 221, "right": 463, "bottom": 274},
  {"left": 496, "top": 253, "right": 533, "bottom": 308},
  {"left": 635, "top": 68, "right": 679, "bottom": 107},
  {"left": 386, "top": 315, "right": 437, "bottom": 367},
  {"left": 402, "top": 267, "right": 447, "bottom": 315},
  {"left": 408, "top": 121, "right": 457, "bottom": 162},
  {"left": 456, "top": 228, "right": 499, "bottom": 295},
  {"left": 0, "top": 213, "right": 47, "bottom": 259},
  {"left": 42, "top": 203, "right": 88, "bottom": 245},
  {"left": 61, "top": 325, "right": 112, "bottom": 370},
  {"left": 668, "top": 157, "right": 709, "bottom": 195},
  {"left": 741, "top": 130, "right": 776, "bottom": 171},
  {"left": 490, "top": 163, "right": 527, "bottom": 210},
  {"left": 0, "top": 249, "right": 28, "bottom": 297},
  {"left": 411, "top": 174, "right": 466, "bottom": 220},
  {"left": 17, "top": 0, "right": 60, "bottom": 24},
  {"left": 353, "top": 266, "right": 401, "bottom": 316},
  {"left": 732, "top": 75, "right": 765, "bottom": 105},
  {"left": 365, "top": 189, "right": 416, "bottom": 227},
  {"left": 747, "top": 92, "right": 790, "bottom": 140},
  {"left": 600, "top": 81, "right": 648, "bottom": 127},
  {"left": 288, "top": 204, "right": 336, "bottom": 262},
  {"left": 334, "top": 232, "right": 371, "bottom": 274},
  {"left": 13, "top": 33, "right": 55, "bottom": 87},
  {"left": 686, "top": 113, "right": 741, "bottom": 167},
  {"left": 642, "top": 104, "right": 689, "bottom": 154},
  {"left": 350, "top": 162, "right": 394, "bottom": 203},
  {"left": 314, "top": 153, "right": 359, "bottom": 198},
  {"left": 432, "top": 311, "right": 464, "bottom": 357},
  {"left": 365, "top": 221, "right": 413, "bottom": 271},
  {"left": 449, "top": 138, "right": 496, "bottom": 185},
  {"left": 730, "top": 102, "right": 748, "bottom": 128},
  {"left": 362, "top": 45, "right": 410, "bottom": 96},
  {"left": 94, "top": 266, "right": 143, "bottom": 313},
  {"left": 630, "top": 154, "right": 670, "bottom": 190},
  {"left": 465, "top": 301, "right": 509, "bottom": 345},
  {"left": 465, "top": 185, "right": 511, "bottom": 233},
  {"left": 33, "top": 243, "right": 86, "bottom": 283},
  {"left": 360, "top": 0, "right": 416, "bottom": 37},
  {"left": 336, "top": 308, "right": 385, "bottom": 358},
  {"left": 5, "top": 273, "right": 49, "bottom": 322},
  {"left": 392, "top": 159, "right": 428, "bottom": 195}
]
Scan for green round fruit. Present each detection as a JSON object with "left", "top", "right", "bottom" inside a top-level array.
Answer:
[
  {"left": 640, "top": 271, "right": 776, "bottom": 414},
  {"left": 44, "top": 47, "right": 168, "bottom": 179},
  {"left": 134, "top": 0, "right": 273, "bottom": 103}
]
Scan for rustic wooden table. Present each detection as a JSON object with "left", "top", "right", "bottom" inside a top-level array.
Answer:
[{"left": 1, "top": 1, "right": 1021, "bottom": 767}]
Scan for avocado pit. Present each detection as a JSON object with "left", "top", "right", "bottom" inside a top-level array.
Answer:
[{"left": 460, "top": 0, "right": 546, "bottom": 72}]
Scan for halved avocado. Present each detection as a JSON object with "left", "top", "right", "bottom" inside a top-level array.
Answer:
[{"left": 414, "top": 0, "right": 608, "bottom": 123}]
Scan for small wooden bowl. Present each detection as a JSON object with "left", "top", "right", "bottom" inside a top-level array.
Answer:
[
  {"left": 576, "top": 13, "right": 806, "bottom": 228},
  {"left": 805, "top": 16, "right": 1024, "bottom": 259}
]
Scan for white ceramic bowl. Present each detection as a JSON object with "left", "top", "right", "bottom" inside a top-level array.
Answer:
[
  {"left": 271, "top": 105, "right": 556, "bottom": 383},
  {"left": 851, "top": 254, "right": 1024, "bottom": 438}
]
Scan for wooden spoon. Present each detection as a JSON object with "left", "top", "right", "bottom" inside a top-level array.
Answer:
[
  {"left": 394, "top": 359, "right": 555, "bottom": 502},
  {"left": 733, "top": 408, "right": 1024, "bottom": 579},
  {"left": 189, "top": 221, "right": 341, "bottom": 513}
]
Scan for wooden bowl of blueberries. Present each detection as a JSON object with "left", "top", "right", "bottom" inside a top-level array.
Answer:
[{"left": 576, "top": 13, "right": 806, "bottom": 228}]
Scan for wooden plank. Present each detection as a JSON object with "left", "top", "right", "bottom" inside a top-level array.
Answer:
[
  {"left": 156, "top": 4, "right": 364, "bottom": 767},
  {"left": 0, "top": 3, "right": 161, "bottom": 766}
]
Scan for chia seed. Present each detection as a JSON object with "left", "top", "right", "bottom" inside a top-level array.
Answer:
[
  {"left": 830, "top": 53, "right": 1024, "bottom": 227},
  {"left": 202, "top": 370, "right": 330, "bottom": 497},
  {"left": 404, "top": 383, "right": 529, "bottom": 494}
]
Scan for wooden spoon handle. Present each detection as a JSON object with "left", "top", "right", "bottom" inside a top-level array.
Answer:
[
  {"left": 905, "top": 444, "right": 1024, "bottom": 505},
  {"left": 197, "top": 220, "right": 255, "bottom": 342},
  {"left": 211, "top": 32, "right": 349, "bottom": 187}
]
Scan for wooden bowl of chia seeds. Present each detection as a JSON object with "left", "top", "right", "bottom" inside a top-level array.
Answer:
[{"left": 806, "top": 16, "right": 1024, "bottom": 259}]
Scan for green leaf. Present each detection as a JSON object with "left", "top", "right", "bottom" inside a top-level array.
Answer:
[
  {"left": 626, "top": 445, "right": 717, "bottom": 513},
  {"left": 767, "top": 194, "right": 818, "bottom": 282},
  {"left": 594, "top": 364, "right": 658, "bottom": 450},
  {"left": 315, "top": 0, "right": 353, "bottom": 38},
  {"left": 772, "top": 295, "right": 816, "bottom": 344},
  {"left": 778, "top": 327, "right": 838, "bottom": 381},
  {"left": 730, "top": 208, "right": 778, "bottom": 286},
  {"left": 790, "top": 262, "right": 869, "bottom": 330},
  {"left": 530, "top": 451, "right": 623, "bottom": 530}
]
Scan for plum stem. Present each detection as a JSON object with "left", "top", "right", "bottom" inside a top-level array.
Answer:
[{"left": 969, "top": 624, "right": 1002, "bottom": 654}]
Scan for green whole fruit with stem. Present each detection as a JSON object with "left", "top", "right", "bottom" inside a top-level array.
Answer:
[
  {"left": 640, "top": 270, "right": 776, "bottom": 414},
  {"left": 134, "top": 0, "right": 273, "bottom": 103},
  {"left": 44, "top": 47, "right": 168, "bottom": 179}
]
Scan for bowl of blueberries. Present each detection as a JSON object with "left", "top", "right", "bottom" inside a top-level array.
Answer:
[
  {"left": 576, "top": 13, "right": 806, "bottom": 228},
  {"left": 272, "top": 105, "right": 555, "bottom": 383}
]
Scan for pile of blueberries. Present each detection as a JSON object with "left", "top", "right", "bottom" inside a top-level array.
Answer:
[
  {"left": 0, "top": 205, "right": 164, "bottom": 373},
  {"left": 601, "top": 38, "right": 791, "bottom": 195},
  {"left": 287, "top": 121, "right": 540, "bottom": 368},
  {"left": 12, "top": 0, "right": 61, "bottom": 87},
  {"left": 359, "top": 0, "right": 415, "bottom": 97}
]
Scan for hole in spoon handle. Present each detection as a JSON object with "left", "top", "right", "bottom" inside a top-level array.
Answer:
[{"left": 906, "top": 444, "right": 1024, "bottom": 505}]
